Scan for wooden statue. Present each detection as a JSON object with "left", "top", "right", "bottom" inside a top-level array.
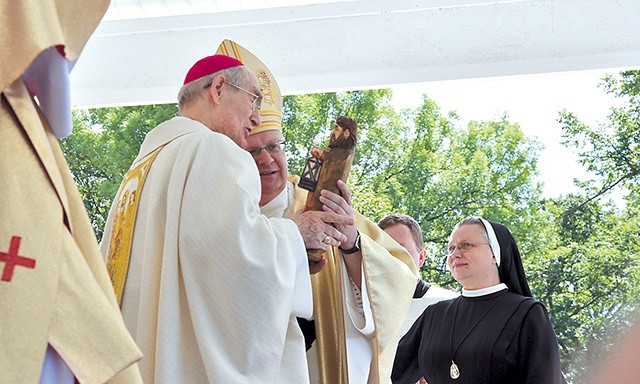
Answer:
[{"left": 299, "top": 116, "right": 357, "bottom": 262}]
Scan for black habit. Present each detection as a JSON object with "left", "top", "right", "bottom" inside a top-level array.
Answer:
[
  {"left": 392, "top": 219, "right": 564, "bottom": 384},
  {"left": 392, "top": 289, "right": 564, "bottom": 383}
]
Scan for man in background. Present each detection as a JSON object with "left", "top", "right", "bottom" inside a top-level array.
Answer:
[
  {"left": 378, "top": 214, "right": 459, "bottom": 335},
  {"left": 379, "top": 214, "right": 458, "bottom": 384}
]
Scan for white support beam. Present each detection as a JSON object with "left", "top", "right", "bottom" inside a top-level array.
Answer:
[{"left": 70, "top": 0, "right": 640, "bottom": 108}]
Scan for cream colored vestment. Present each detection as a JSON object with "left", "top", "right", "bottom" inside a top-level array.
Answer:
[
  {"left": 101, "top": 117, "right": 313, "bottom": 383},
  {"left": 1, "top": 1, "right": 143, "bottom": 382},
  {"left": 0, "top": 80, "right": 142, "bottom": 384}
]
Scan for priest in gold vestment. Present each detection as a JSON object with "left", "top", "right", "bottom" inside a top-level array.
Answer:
[
  {"left": 229, "top": 40, "right": 418, "bottom": 382},
  {"left": 0, "top": 1, "right": 142, "bottom": 383}
]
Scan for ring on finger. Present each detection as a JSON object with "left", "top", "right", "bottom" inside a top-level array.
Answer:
[{"left": 323, "top": 235, "right": 332, "bottom": 244}]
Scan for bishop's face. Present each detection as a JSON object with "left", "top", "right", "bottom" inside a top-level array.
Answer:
[
  {"left": 447, "top": 223, "right": 500, "bottom": 290},
  {"left": 216, "top": 73, "right": 261, "bottom": 149},
  {"left": 245, "top": 129, "right": 288, "bottom": 206}
]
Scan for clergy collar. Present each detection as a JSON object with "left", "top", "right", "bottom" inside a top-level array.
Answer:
[
  {"left": 462, "top": 283, "right": 508, "bottom": 297},
  {"left": 259, "top": 182, "right": 294, "bottom": 218}
]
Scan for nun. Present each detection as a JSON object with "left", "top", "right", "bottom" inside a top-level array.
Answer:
[{"left": 392, "top": 216, "right": 564, "bottom": 383}]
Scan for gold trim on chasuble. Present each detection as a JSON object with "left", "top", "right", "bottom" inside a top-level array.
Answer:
[
  {"left": 106, "top": 149, "right": 161, "bottom": 306},
  {"left": 290, "top": 179, "right": 349, "bottom": 383},
  {"left": 312, "top": 249, "right": 350, "bottom": 383}
]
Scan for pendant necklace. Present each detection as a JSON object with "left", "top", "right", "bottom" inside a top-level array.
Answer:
[{"left": 448, "top": 291, "right": 506, "bottom": 380}]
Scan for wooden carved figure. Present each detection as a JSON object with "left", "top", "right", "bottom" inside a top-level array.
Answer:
[{"left": 299, "top": 116, "right": 357, "bottom": 262}]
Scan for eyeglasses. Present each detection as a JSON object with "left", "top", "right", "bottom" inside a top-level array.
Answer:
[
  {"left": 227, "top": 82, "right": 262, "bottom": 112},
  {"left": 446, "top": 241, "right": 489, "bottom": 256},
  {"left": 246, "top": 140, "right": 286, "bottom": 158}
]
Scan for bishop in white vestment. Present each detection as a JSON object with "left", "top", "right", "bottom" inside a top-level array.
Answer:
[{"left": 101, "top": 55, "right": 331, "bottom": 383}]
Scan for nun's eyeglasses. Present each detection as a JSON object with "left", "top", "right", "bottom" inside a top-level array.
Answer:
[{"left": 447, "top": 241, "right": 489, "bottom": 256}]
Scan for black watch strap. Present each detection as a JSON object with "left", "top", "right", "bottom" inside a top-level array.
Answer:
[{"left": 340, "top": 232, "right": 361, "bottom": 254}]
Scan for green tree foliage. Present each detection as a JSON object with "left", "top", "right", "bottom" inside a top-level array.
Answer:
[
  {"left": 552, "top": 70, "right": 640, "bottom": 381},
  {"left": 558, "top": 70, "right": 640, "bottom": 213},
  {"left": 523, "top": 194, "right": 640, "bottom": 382},
  {"left": 61, "top": 104, "right": 177, "bottom": 239}
]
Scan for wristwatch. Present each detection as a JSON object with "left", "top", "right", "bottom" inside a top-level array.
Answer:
[{"left": 340, "top": 232, "right": 361, "bottom": 254}]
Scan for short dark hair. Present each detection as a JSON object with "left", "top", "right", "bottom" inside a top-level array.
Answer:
[{"left": 378, "top": 214, "right": 424, "bottom": 249}]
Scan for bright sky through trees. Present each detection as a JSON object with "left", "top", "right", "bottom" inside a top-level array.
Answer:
[{"left": 389, "top": 67, "right": 638, "bottom": 198}]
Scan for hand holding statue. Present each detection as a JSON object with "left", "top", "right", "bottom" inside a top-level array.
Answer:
[
  {"left": 290, "top": 210, "right": 350, "bottom": 250},
  {"left": 303, "top": 180, "right": 359, "bottom": 274},
  {"left": 299, "top": 116, "right": 358, "bottom": 265},
  {"left": 319, "top": 180, "right": 358, "bottom": 250},
  {"left": 290, "top": 210, "right": 352, "bottom": 273}
]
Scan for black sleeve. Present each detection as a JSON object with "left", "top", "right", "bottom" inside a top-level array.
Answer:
[
  {"left": 392, "top": 309, "right": 426, "bottom": 384},
  {"left": 517, "top": 303, "right": 564, "bottom": 384}
]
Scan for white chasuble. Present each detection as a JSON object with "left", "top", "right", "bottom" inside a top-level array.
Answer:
[{"left": 101, "top": 117, "right": 312, "bottom": 383}]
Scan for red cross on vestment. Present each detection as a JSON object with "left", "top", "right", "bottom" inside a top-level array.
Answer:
[{"left": 0, "top": 236, "right": 36, "bottom": 282}]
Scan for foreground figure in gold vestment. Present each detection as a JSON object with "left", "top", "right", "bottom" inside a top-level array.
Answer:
[{"left": 0, "top": 1, "right": 142, "bottom": 382}]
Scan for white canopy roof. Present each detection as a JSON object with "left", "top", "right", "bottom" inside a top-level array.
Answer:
[{"left": 70, "top": 0, "right": 640, "bottom": 108}]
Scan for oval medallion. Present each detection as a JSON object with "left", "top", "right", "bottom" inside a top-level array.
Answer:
[{"left": 450, "top": 361, "right": 460, "bottom": 379}]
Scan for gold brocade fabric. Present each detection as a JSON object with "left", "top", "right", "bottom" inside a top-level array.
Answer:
[
  {"left": 106, "top": 148, "right": 162, "bottom": 306},
  {"left": 291, "top": 179, "right": 349, "bottom": 383},
  {"left": 312, "top": 246, "right": 351, "bottom": 383},
  {"left": 288, "top": 176, "right": 417, "bottom": 383},
  {"left": 0, "top": 80, "right": 142, "bottom": 383}
]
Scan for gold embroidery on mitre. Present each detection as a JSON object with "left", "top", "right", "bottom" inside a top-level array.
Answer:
[
  {"left": 256, "top": 68, "right": 274, "bottom": 106},
  {"left": 215, "top": 39, "right": 283, "bottom": 134}
]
